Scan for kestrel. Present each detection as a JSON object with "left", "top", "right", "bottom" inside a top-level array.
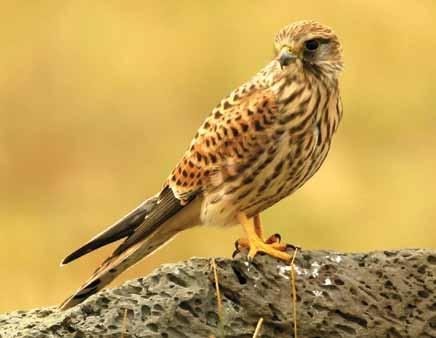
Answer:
[{"left": 60, "top": 20, "right": 343, "bottom": 310}]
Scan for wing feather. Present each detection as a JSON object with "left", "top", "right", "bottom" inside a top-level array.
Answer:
[
  {"left": 61, "top": 186, "right": 192, "bottom": 265},
  {"left": 167, "top": 77, "right": 279, "bottom": 202},
  {"left": 61, "top": 195, "right": 159, "bottom": 265}
]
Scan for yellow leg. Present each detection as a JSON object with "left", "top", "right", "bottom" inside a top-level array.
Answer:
[
  {"left": 253, "top": 214, "right": 264, "bottom": 239},
  {"left": 236, "top": 213, "right": 292, "bottom": 262},
  {"left": 253, "top": 214, "right": 282, "bottom": 244}
]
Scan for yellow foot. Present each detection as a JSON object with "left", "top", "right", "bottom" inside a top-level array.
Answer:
[
  {"left": 234, "top": 236, "right": 292, "bottom": 262},
  {"left": 233, "top": 213, "right": 298, "bottom": 262}
]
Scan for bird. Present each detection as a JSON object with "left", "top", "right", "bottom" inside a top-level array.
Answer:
[{"left": 59, "top": 20, "right": 344, "bottom": 310}]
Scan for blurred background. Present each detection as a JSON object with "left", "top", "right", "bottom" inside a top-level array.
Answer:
[{"left": 1, "top": 1, "right": 435, "bottom": 312}]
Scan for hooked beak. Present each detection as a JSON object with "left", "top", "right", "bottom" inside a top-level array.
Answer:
[{"left": 279, "top": 46, "right": 297, "bottom": 69}]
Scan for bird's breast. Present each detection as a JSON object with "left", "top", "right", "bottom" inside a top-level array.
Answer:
[
  {"left": 199, "top": 128, "right": 328, "bottom": 227},
  {"left": 199, "top": 79, "right": 341, "bottom": 227}
]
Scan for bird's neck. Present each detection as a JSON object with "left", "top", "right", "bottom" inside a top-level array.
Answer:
[{"left": 272, "top": 68, "right": 341, "bottom": 138}]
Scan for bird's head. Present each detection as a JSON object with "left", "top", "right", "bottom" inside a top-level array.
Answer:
[{"left": 274, "top": 21, "right": 343, "bottom": 79}]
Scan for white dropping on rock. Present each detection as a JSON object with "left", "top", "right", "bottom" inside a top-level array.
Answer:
[
  {"left": 310, "top": 261, "right": 320, "bottom": 278},
  {"left": 312, "top": 290, "right": 323, "bottom": 297},
  {"left": 294, "top": 265, "right": 309, "bottom": 276},
  {"left": 323, "top": 278, "right": 332, "bottom": 286},
  {"left": 277, "top": 265, "right": 292, "bottom": 279},
  {"left": 328, "top": 255, "right": 342, "bottom": 263}
]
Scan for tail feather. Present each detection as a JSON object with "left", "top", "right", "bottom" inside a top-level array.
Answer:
[
  {"left": 59, "top": 231, "right": 171, "bottom": 310},
  {"left": 61, "top": 195, "right": 159, "bottom": 265},
  {"left": 59, "top": 186, "right": 201, "bottom": 310}
]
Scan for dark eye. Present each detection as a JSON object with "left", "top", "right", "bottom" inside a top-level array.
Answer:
[{"left": 305, "top": 39, "right": 319, "bottom": 51}]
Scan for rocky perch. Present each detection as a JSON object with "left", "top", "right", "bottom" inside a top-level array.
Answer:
[{"left": 1, "top": 249, "right": 436, "bottom": 338}]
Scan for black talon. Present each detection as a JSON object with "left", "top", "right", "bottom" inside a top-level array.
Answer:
[
  {"left": 232, "top": 249, "right": 240, "bottom": 259},
  {"left": 265, "top": 233, "right": 281, "bottom": 244},
  {"left": 273, "top": 233, "right": 281, "bottom": 243},
  {"left": 234, "top": 239, "right": 240, "bottom": 251},
  {"left": 286, "top": 243, "right": 301, "bottom": 250}
]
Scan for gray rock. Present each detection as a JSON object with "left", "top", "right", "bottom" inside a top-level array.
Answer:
[{"left": 1, "top": 249, "right": 436, "bottom": 338}]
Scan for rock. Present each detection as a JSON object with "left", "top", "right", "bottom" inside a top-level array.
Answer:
[{"left": 1, "top": 249, "right": 435, "bottom": 338}]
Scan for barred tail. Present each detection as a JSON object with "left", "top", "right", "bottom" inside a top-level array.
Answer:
[
  {"left": 59, "top": 230, "right": 175, "bottom": 310},
  {"left": 59, "top": 186, "right": 199, "bottom": 310}
]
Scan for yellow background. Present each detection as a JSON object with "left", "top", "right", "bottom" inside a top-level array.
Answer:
[{"left": 1, "top": 1, "right": 435, "bottom": 312}]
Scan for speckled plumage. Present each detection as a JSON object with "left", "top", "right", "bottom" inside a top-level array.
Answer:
[
  {"left": 60, "top": 20, "right": 344, "bottom": 310},
  {"left": 168, "top": 20, "right": 343, "bottom": 227}
]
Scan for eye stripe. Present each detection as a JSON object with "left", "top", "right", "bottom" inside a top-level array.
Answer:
[{"left": 318, "top": 38, "right": 331, "bottom": 44}]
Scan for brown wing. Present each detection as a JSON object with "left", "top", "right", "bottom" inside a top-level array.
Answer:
[{"left": 166, "top": 80, "right": 279, "bottom": 203}]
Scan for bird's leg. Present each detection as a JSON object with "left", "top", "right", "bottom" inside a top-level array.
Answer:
[
  {"left": 253, "top": 214, "right": 282, "bottom": 245},
  {"left": 253, "top": 214, "right": 264, "bottom": 239},
  {"left": 234, "top": 213, "right": 292, "bottom": 262}
]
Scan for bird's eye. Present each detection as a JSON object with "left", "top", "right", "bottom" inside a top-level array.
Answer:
[{"left": 304, "top": 39, "right": 319, "bottom": 51}]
